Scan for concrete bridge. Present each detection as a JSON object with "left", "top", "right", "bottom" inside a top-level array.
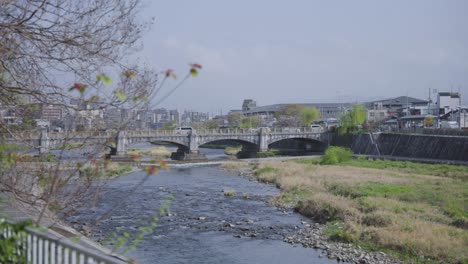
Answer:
[{"left": 0, "top": 127, "right": 328, "bottom": 160}]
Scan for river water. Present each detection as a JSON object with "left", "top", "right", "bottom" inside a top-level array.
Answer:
[{"left": 65, "top": 146, "right": 337, "bottom": 264}]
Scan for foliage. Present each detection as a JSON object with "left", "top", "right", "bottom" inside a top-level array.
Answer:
[
  {"left": 323, "top": 221, "right": 356, "bottom": 242},
  {"left": 299, "top": 107, "right": 320, "bottom": 126},
  {"left": 340, "top": 158, "right": 468, "bottom": 180},
  {"left": 338, "top": 104, "right": 367, "bottom": 134},
  {"left": 240, "top": 116, "right": 261, "bottom": 128},
  {"left": 223, "top": 190, "right": 236, "bottom": 197},
  {"left": 320, "top": 146, "right": 352, "bottom": 165},
  {"left": 161, "top": 121, "right": 176, "bottom": 130},
  {"left": 256, "top": 151, "right": 276, "bottom": 158},
  {"left": 227, "top": 112, "right": 243, "bottom": 128},
  {"left": 0, "top": 219, "right": 32, "bottom": 264},
  {"left": 253, "top": 164, "right": 278, "bottom": 176},
  {"left": 224, "top": 146, "right": 242, "bottom": 155},
  {"left": 275, "top": 104, "right": 305, "bottom": 127},
  {"left": 193, "top": 120, "right": 219, "bottom": 129},
  {"left": 275, "top": 104, "right": 305, "bottom": 118},
  {"left": 424, "top": 115, "right": 434, "bottom": 127}
]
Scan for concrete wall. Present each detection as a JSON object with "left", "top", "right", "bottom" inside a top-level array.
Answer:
[{"left": 331, "top": 133, "right": 468, "bottom": 161}]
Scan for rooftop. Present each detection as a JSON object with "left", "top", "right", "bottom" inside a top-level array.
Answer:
[
  {"left": 243, "top": 103, "right": 352, "bottom": 114},
  {"left": 366, "top": 96, "right": 429, "bottom": 107}
]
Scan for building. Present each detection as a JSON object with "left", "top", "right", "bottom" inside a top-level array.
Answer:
[
  {"left": 242, "top": 103, "right": 351, "bottom": 119},
  {"left": 40, "top": 104, "right": 63, "bottom": 121},
  {"left": 242, "top": 99, "right": 257, "bottom": 111},
  {"left": 181, "top": 111, "right": 209, "bottom": 126},
  {"left": 104, "top": 108, "right": 128, "bottom": 129},
  {"left": 437, "top": 92, "right": 461, "bottom": 115},
  {"left": 364, "top": 96, "right": 430, "bottom": 117},
  {"left": 0, "top": 106, "right": 19, "bottom": 125}
]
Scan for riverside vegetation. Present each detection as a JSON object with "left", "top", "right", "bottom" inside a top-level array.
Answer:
[{"left": 249, "top": 147, "right": 467, "bottom": 263}]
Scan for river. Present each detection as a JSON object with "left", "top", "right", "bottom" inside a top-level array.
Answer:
[{"left": 64, "top": 145, "right": 339, "bottom": 264}]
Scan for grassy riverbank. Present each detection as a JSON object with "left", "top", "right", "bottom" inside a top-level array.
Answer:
[
  {"left": 127, "top": 146, "right": 172, "bottom": 158},
  {"left": 251, "top": 156, "right": 468, "bottom": 263}
]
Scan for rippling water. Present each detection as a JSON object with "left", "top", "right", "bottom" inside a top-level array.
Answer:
[{"left": 65, "top": 147, "right": 338, "bottom": 264}]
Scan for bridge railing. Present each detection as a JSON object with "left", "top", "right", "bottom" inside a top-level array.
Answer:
[
  {"left": 268, "top": 127, "right": 323, "bottom": 133},
  {"left": 131, "top": 127, "right": 324, "bottom": 135},
  {"left": 1, "top": 222, "right": 126, "bottom": 264},
  {"left": 0, "top": 131, "right": 41, "bottom": 140},
  {"left": 49, "top": 131, "right": 114, "bottom": 139}
]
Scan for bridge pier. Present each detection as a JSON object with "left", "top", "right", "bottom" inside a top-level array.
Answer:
[
  {"left": 258, "top": 127, "right": 269, "bottom": 152},
  {"left": 115, "top": 131, "right": 128, "bottom": 155},
  {"left": 170, "top": 148, "right": 207, "bottom": 161},
  {"left": 170, "top": 130, "right": 207, "bottom": 161},
  {"left": 39, "top": 128, "right": 50, "bottom": 154}
]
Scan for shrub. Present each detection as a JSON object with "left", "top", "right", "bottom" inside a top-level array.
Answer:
[
  {"left": 256, "top": 151, "right": 276, "bottom": 158},
  {"left": 223, "top": 189, "right": 236, "bottom": 197},
  {"left": 324, "top": 221, "right": 357, "bottom": 242},
  {"left": 362, "top": 212, "right": 393, "bottom": 227},
  {"left": 321, "top": 146, "right": 352, "bottom": 165}
]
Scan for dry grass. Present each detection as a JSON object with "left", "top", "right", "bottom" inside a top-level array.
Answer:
[
  {"left": 219, "top": 161, "right": 249, "bottom": 171},
  {"left": 252, "top": 161, "right": 468, "bottom": 263},
  {"left": 127, "top": 146, "right": 172, "bottom": 158}
]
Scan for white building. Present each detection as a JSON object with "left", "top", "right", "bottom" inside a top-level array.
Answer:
[{"left": 437, "top": 92, "right": 461, "bottom": 115}]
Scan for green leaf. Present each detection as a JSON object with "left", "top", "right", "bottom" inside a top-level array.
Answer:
[
  {"left": 190, "top": 68, "right": 198, "bottom": 77},
  {"left": 96, "top": 75, "right": 113, "bottom": 85},
  {"left": 114, "top": 90, "right": 126, "bottom": 101},
  {"left": 88, "top": 95, "right": 100, "bottom": 102}
]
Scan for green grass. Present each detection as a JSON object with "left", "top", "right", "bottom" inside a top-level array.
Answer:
[
  {"left": 275, "top": 187, "right": 312, "bottom": 204},
  {"left": 342, "top": 158, "right": 468, "bottom": 180},
  {"left": 224, "top": 146, "right": 242, "bottom": 155},
  {"left": 253, "top": 165, "right": 277, "bottom": 176},
  {"left": 329, "top": 180, "right": 467, "bottom": 223},
  {"left": 105, "top": 164, "right": 133, "bottom": 178},
  {"left": 252, "top": 159, "right": 468, "bottom": 263},
  {"left": 296, "top": 155, "right": 468, "bottom": 180}
]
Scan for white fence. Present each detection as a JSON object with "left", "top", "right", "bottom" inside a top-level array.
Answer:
[{"left": 1, "top": 223, "right": 125, "bottom": 264}]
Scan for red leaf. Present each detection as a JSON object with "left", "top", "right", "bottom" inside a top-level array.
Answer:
[
  {"left": 165, "top": 69, "right": 173, "bottom": 77},
  {"left": 145, "top": 165, "right": 157, "bottom": 175},
  {"left": 160, "top": 160, "right": 169, "bottom": 170},
  {"left": 123, "top": 70, "right": 136, "bottom": 79},
  {"left": 71, "top": 83, "right": 86, "bottom": 94},
  {"left": 190, "top": 63, "right": 202, "bottom": 69},
  {"left": 130, "top": 154, "right": 141, "bottom": 160}
]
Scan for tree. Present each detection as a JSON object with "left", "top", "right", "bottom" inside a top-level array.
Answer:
[
  {"left": 240, "top": 116, "right": 261, "bottom": 128},
  {"left": 275, "top": 104, "right": 305, "bottom": 127},
  {"left": 338, "top": 104, "right": 367, "bottom": 134},
  {"left": 424, "top": 115, "right": 433, "bottom": 127},
  {"left": 161, "top": 121, "right": 176, "bottom": 130},
  {"left": 193, "top": 120, "right": 218, "bottom": 130},
  {"left": 299, "top": 107, "right": 320, "bottom": 126},
  {"left": 227, "top": 112, "right": 243, "bottom": 128},
  {"left": 0, "top": 1, "right": 201, "bottom": 227}
]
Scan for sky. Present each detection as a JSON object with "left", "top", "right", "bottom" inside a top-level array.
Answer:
[{"left": 133, "top": 0, "right": 468, "bottom": 114}]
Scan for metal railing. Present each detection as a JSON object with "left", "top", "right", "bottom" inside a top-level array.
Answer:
[
  {"left": 389, "top": 127, "right": 468, "bottom": 136},
  {"left": 1, "top": 223, "right": 125, "bottom": 264}
]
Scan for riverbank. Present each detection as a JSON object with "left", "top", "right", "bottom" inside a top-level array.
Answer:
[{"left": 230, "top": 158, "right": 467, "bottom": 263}]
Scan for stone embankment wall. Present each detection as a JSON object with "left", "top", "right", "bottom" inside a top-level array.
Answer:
[{"left": 331, "top": 133, "right": 468, "bottom": 161}]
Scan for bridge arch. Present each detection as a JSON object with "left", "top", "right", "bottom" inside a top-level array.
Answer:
[
  {"left": 126, "top": 138, "right": 189, "bottom": 151},
  {"left": 198, "top": 138, "right": 258, "bottom": 150},
  {"left": 268, "top": 137, "right": 327, "bottom": 153}
]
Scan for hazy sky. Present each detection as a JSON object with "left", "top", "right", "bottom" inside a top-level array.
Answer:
[{"left": 134, "top": 0, "right": 468, "bottom": 114}]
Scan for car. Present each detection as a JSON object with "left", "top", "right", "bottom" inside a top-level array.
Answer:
[
  {"left": 310, "top": 124, "right": 323, "bottom": 132},
  {"left": 174, "top": 127, "right": 193, "bottom": 134}
]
